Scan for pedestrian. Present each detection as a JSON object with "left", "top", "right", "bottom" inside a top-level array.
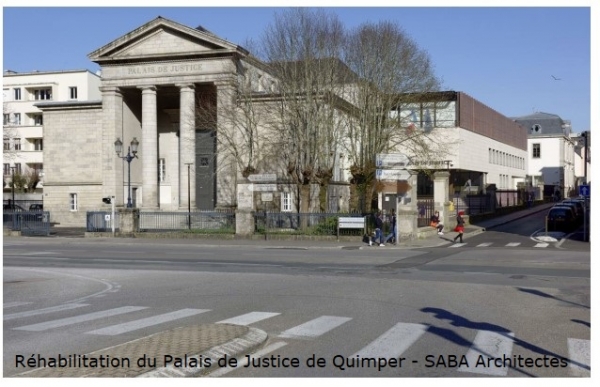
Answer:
[
  {"left": 384, "top": 208, "right": 397, "bottom": 245},
  {"left": 452, "top": 211, "right": 465, "bottom": 243},
  {"left": 370, "top": 212, "right": 385, "bottom": 247},
  {"left": 430, "top": 210, "right": 444, "bottom": 235}
]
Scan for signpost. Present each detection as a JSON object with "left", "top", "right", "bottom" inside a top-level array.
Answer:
[
  {"left": 579, "top": 185, "right": 590, "bottom": 242},
  {"left": 248, "top": 173, "right": 276, "bottom": 183},
  {"left": 376, "top": 169, "right": 411, "bottom": 180},
  {"left": 376, "top": 153, "right": 410, "bottom": 168},
  {"left": 579, "top": 185, "right": 590, "bottom": 198}
]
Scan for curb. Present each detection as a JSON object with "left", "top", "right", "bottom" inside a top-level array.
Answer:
[{"left": 137, "top": 327, "right": 268, "bottom": 377}]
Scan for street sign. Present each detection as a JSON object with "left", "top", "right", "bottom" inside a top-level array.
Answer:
[
  {"left": 376, "top": 169, "right": 411, "bottom": 180},
  {"left": 248, "top": 173, "right": 276, "bottom": 182},
  {"left": 375, "top": 153, "right": 410, "bottom": 168},
  {"left": 579, "top": 185, "right": 590, "bottom": 197},
  {"left": 261, "top": 193, "right": 273, "bottom": 202},
  {"left": 252, "top": 183, "right": 277, "bottom": 192}
]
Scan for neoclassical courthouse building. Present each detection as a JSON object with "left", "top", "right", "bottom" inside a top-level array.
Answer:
[{"left": 28, "top": 16, "right": 528, "bottom": 227}]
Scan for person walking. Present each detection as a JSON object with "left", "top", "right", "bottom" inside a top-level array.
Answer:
[
  {"left": 370, "top": 212, "right": 385, "bottom": 247},
  {"left": 430, "top": 210, "right": 444, "bottom": 235},
  {"left": 384, "top": 208, "right": 397, "bottom": 245},
  {"left": 452, "top": 211, "right": 465, "bottom": 243}
]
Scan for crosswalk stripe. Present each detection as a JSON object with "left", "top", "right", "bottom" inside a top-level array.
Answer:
[
  {"left": 279, "top": 316, "right": 352, "bottom": 339},
  {"left": 217, "top": 312, "right": 280, "bottom": 326},
  {"left": 534, "top": 243, "right": 549, "bottom": 248},
  {"left": 13, "top": 306, "right": 147, "bottom": 331},
  {"left": 3, "top": 301, "right": 32, "bottom": 309},
  {"left": 448, "top": 243, "right": 466, "bottom": 248},
  {"left": 5, "top": 303, "right": 89, "bottom": 321},
  {"left": 567, "top": 338, "right": 590, "bottom": 376},
  {"left": 458, "top": 330, "right": 514, "bottom": 376},
  {"left": 352, "top": 322, "right": 427, "bottom": 358},
  {"left": 86, "top": 308, "right": 209, "bottom": 336},
  {"left": 476, "top": 243, "right": 493, "bottom": 247},
  {"left": 505, "top": 243, "right": 521, "bottom": 247},
  {"left": 208, "top": 341, "right": 289, "bottom": 378}
]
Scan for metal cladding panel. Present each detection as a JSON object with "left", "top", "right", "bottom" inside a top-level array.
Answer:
[{"left": 458, "top": 92, "right": 527, "bottom": 150}]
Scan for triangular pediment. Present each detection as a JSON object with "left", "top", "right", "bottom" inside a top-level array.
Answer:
[{"left": 88, "top": 16, "right": 247, "bottom": 64}]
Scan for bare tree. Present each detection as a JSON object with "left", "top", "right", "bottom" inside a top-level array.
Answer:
[
  {"left": 259, "top": 8, "right": 350, "bottom": 213},
  {"left": 342, "top": 21, "right": 445, "bottom": 212}
]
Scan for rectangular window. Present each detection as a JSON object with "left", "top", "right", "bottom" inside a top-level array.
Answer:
[
  {"left": 14, "top": 88, "right": 21, "bottom": 100},
  {"left": 158, "top": 158, "right": 166, "bottom": 182},
  {"left": 34, "top": 139, "right": 43, "bottom": 151},
  {"left": 533, "top": 143, "right": 541, "bottom": 158},
  {"left": 4, "top": 139, "right": 10, "bottom": 150},
  {"left": 3, "top": 164, "right": 10, "bottom": 175},
  {"left": 13, "top": 113, "right": 21, "bottom": 125},
  {"left": 69, "top": 87, "right": 78, "bottom": 100},
  {"left": 34, "top": 88, "right": 52, "bottom": 100},
  {"left": 14, "top": 163, "right": 22, "bottom": 175},
  {"left": 281, "top": 192, "right": 292, "bottom": 212},
  {"left": 13, "top": 138, "right": 21, "bottom": 150},
  {"left": 3, "top": 114, "right": 9, "bottom": 125},
  {"left": 69, "top": 193, "right": 78, "bottom": 211},
  {"left": 34, "top": 115, "right": 43, "bottom": 125}
]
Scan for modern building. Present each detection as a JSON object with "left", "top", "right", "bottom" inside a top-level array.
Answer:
[
  {"left": 512, "top": 112, "right": 577, "bottom": 199},
  {"left": 3, "top": 69, "right": 101, "bottom": 198},
  {"left": 391, "top": 91, "right": 528, "bottom": 197}
]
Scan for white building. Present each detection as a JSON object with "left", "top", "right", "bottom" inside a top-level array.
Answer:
[
  {"left": 3, "top": 69, "right": 101, "bottom": 197},
  {"left": 512, "top": 112, "right": 577, "bottom": 199}
]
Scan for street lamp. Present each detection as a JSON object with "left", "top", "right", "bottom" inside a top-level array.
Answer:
[
  {"left": 10, "top": 166, "right": 16, "bottom": 206},
  {"left": 185, "top": 162, "right": 193, "bottom": 229},
  {"left": 114, "top": 137, "right": 139, "bottom": 208}
]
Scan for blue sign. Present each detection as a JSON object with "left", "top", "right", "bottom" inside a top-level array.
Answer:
[{"left": 579, "top": 185, "right": 590, "bottom": 197}]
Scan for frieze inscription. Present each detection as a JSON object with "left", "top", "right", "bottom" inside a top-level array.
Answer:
[{"left": 127, "top": 63, "right": 203, "bottom": 75}]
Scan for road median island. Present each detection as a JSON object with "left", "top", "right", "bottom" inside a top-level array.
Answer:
[{"left": 12, "top": 323, "right": 267, "bottom": 378}]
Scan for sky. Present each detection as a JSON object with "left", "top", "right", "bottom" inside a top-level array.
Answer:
[{"left": 1, "top": 3, "right": 596, "bottom": 134}]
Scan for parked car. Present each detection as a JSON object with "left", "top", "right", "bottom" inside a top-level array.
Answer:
[
  {"left": 547, "top": 206, "right": 577, "bottom": 232},
  {"left": 29, "top": 204, "right": 44, "bottom": 211},
  {"left": 556, "top": 201, "right": 583, "bottom": 223},
  {"left": 562, "top": 200, "right": 585, "bottom": 219}
]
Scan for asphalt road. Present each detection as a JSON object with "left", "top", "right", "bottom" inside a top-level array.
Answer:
[{"left": 3, "top": 217, "right": 591, "bottom": 377}]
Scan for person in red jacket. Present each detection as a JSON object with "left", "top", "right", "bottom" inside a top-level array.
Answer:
[{"left": 453, "top": 211, "right": 465, "bottom": 243}]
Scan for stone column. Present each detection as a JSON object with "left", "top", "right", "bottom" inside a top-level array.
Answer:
[
  {"left": 215, "top": 81, "right": 237, "bottom": 208},
  {"left": 139, "top": 86, "right": 158, "bottom": 209},
  {"left": 100, "top": 86, "right": 124, "bottom": 206},
  {"left": 178, "top": 84, "right": 196, "bottom": 209},
  {"left": 396, "top": 171, "right": 418, "bottom": 241},
  {"left": 433, "top": 171, "right": 450, "bottom": 228}
]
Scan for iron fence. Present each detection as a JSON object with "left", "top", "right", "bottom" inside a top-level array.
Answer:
[
  {"left": 87, "top": 211, "right": 120, "bottom": 232},
  {"left": 417, "top": 197, "right": 434, "bottom": 227},
  {"left": 255, "top": 212, "right": 364, "bottom": 236},
  {"left": 139, "top": 211, "right": 235, "bottom": 233},
  {"left": 3, "top": 210, "right": 50, "bottom": 236}
]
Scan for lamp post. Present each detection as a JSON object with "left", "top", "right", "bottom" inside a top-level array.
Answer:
[
  {"left": 185, "top": 162, "right": 193, "bottom": 229},
  {"left": 10, "top": 166, "right": 16, "bottom": 206},
  {"left": 114, "top": 137, "right": 139, "bottom": 208}
]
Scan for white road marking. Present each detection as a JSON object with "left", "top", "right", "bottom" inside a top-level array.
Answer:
[
  {"left": 217, "top": 312, "right": 280, "bottom": 326},
  {"left": 5, "top": 303, "right": 89, "bottom": 321},
  {"left": 533, "top": 243, "right": 549, "bottom": 248},
  {"left": 13, "top": 306, "right": 146, "bottom": 331},
  {"left": 86, "top": 308, "right": 209, "bottom": 336},
  {"left": 352, "top": 322, "right": 428, "bottom": 358},
  {"left": 448, "top": 243, "right": 466, "bottom": 248},
  {"left": 476, "top": 243, "right": 493, "bottom": 247},
  {"left": 567, "top": 338, "right": 590, "bottom": 377},
  {"left": 3, "top": 301, "right": 32, "bottom": 309},
  {"left": 505, "top": 242, "right": 521, "bottom": 247},
  {"left": 279, "top": 316, "right": 352, "bottom": 339},
  {"left": 458, "top": 330, "right": 514, "bottom": 376}
]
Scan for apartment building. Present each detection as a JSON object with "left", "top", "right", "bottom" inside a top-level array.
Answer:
[{"left": 3, "top": 69, "right": 101, "bottom": 196}]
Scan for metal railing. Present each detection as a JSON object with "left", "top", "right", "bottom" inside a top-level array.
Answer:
[
  {"left": 87, "top": 211, "right": 120, "bottom": 232},
  {"left": 139, "top": 211, "right": 235, "bottom": 233},
  {"left": 3, "top": 210, "right": 50, "bottom": 236},
  {"left": 255, "top": 212, "right": 364, "bottom": 236}
]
